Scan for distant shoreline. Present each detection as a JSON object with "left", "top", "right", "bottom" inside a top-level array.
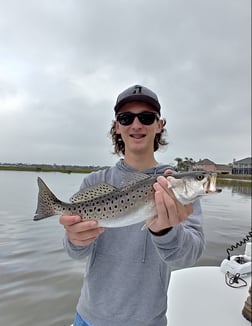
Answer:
[
  {"left": 0, "top": 165, "right": 101, "bottom": 174},
  {"left": 217, "top": 174, "right": 251, "bottom": 181},
  {"left": 0, "top": 165, "right": 251, "bottom": 186}
]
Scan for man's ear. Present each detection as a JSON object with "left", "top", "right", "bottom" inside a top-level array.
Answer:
[
  {"left": 114, "top": 120, "right": 121, "bottom": 134},
  {"left": 157, "top": 119, "right": 165, "bottom": 133}
]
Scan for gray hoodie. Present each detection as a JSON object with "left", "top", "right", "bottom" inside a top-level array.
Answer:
[{"left": 63, "top": 160, "right": 205, "bottom": 326}]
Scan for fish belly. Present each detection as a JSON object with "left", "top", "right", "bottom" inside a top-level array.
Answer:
[{"left": 96, "top": 200, "right": 157, "bottom": 228}]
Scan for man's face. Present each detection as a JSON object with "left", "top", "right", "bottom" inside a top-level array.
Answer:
[{"left": 115, "top": 101, "right": 163, "bottom": 156}]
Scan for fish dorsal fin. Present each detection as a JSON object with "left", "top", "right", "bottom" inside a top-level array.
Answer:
[
  {"left": 119, "top": 172, "right": 152, "bottom": 190},
  {"left": 70, "top": 182, "right": 117, "bottom": 203}
]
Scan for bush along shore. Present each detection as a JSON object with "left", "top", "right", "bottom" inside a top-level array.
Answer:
[
  {"left": 0, "top": 164, "right": 104, "bottom": 174},
  {"left": 216, "top": 173, "right": 251, "bottom": 187}
]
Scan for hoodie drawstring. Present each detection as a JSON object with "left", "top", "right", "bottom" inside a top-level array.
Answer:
[{"left": 142, "top": 229, "right": 148, "bottom": 263}]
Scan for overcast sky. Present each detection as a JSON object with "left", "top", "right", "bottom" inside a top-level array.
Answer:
[{"left": 0, "top": 0, "right": 251, "bottom": 167}]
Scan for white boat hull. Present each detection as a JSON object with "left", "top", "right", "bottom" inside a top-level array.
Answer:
[
  {"left": 167, "top": 266, "right": 251, "bottom": 326},
  {"left": 70, "top": 266, "right": 251, "bottom": 326}
]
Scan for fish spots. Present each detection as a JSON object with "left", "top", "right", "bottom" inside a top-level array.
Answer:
[{"left": 36, "top": 174, "right": 156, "bottom": 222}]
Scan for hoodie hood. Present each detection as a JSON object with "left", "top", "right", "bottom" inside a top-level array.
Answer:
[{"left": 115, "top": 158, "right": 173, "bottom": 175}]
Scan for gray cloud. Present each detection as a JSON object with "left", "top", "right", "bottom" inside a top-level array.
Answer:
[{"left": 0, "top": 0, "right": 250, "bottom": 166}]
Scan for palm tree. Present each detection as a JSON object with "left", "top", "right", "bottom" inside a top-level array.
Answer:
[
  {"left": 174, "top": 157, "right": 184, "bottom": 171},
  {"left": 174, "top": 157, "right": 196, "bottom": 171},
  {"left": 184, "top": 157, "right": 196, "bottom": 171}
]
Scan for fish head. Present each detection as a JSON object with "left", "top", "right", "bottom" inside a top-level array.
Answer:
[{"left": 167, "top": 171, "right": 222, "bottom": 204}]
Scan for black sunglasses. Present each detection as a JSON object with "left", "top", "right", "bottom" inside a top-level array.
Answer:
[{"left": 116, "top": 112, "right": 160, "bottom": 126}]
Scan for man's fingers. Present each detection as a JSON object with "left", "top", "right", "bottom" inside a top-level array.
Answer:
[
  {"left": 59, "top": 215, "right": 81, "bottom": 226},
  {"left": 156, "top": 176, "right": 178, "bottom": 201},
  {"left": 64, "top": 219, "right": 98, "bottom": 231},
  {"left": 165, "top": 169, "right": 173, "bottom": 175},
  {"left": 154, "top": 189, "right": 168, "bottom": 217},
  {"left": 66, "top": 227, "right": 103, "bottom": 242},
  {"left": 153, "top": 181, "right": 190, "bottom": 226}
]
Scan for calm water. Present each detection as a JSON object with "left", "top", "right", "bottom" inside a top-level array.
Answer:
[{"left": 0, "top": 171, "right": 251, "bottom": 326}]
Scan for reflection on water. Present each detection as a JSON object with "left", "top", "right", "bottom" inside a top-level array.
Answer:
[
  {"left": 0, "top": 171, "right": 251, "bottom": 326},
  {"left": 197, "top": 182, "right": 251, "bottom": 267},
  {"left": 218, "top": 178, "right": 252, "bottom": 196},
  {"left": 232, "top": 183, "right": 251, "bottom": 196}
]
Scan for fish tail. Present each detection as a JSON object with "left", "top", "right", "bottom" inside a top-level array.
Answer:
[{"left": 34, "top": 177, "right": 61, "bottom": 221}]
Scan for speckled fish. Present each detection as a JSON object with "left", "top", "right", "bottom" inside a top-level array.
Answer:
[{"left": 33, "top": 171, "right": 221, "bottom": 227}]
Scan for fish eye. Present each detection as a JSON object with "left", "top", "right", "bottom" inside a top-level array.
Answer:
[{"left": 196, "top": 174, "right": 205, "bottom": 181}]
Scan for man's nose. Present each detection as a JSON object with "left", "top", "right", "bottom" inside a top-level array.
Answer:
[{"left": 131, "top": 116, "right": 142, "bottom": 127}]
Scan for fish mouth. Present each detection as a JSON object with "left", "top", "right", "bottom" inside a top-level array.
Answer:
[{"left": 205, "top": 173, "right": 222, "bottom": 193}]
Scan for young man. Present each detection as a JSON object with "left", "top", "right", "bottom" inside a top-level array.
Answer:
[{"left": 60, "top": 85, "right": 205, "bottom": 326}]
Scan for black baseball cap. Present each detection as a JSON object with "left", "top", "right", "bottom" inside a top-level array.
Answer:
[{"left": 114, "top": 85, "right": 161, "bottom": 113}]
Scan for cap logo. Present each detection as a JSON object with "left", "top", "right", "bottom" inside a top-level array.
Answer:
[{"left": 133, "top": 85, "right": 142, "bottom": 94}]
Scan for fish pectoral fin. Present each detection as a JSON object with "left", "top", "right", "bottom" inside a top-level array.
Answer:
[{"left": 70, "top": 182, "right": 118, "bottom": 203}]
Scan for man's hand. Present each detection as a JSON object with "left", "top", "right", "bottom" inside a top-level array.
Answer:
[
  {"left": 149, "top": 173, "right": 193, "bottom": 234},
  {"left": 59, "top": 215, "right": 105, "bottom": 246}
]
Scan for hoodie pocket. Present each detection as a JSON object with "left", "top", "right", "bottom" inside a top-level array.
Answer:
[{"left": 93, "top": 225, "right": 147, "bottom": 264}]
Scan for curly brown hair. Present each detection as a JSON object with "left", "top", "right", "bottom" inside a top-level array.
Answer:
[{"left": 109, "top": 119, "right": 168, "bottom": 156}]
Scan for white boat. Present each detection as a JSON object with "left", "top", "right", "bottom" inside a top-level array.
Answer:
[
  {"left": 167, "top": 265, "right": 251, "bottom": 326},
  {"left": 168, "top": 242, "right": 251, "bottom": 325},
  {"left": 70, "top": 243, "right": 251, "bottom": 326}
]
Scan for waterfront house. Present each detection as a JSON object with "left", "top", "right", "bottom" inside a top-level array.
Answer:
[
  {"left": 194, "top": 159, "right": 217, "bottom": 172},
  {"left": 194, "top": 159, "right": 232, "bottom": 174},
  {"left": 232, "top": 157, "right": 252, "bottom": 175},
  {"left": 215, "top": 164, "right": 232, "bottom": 174}
]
